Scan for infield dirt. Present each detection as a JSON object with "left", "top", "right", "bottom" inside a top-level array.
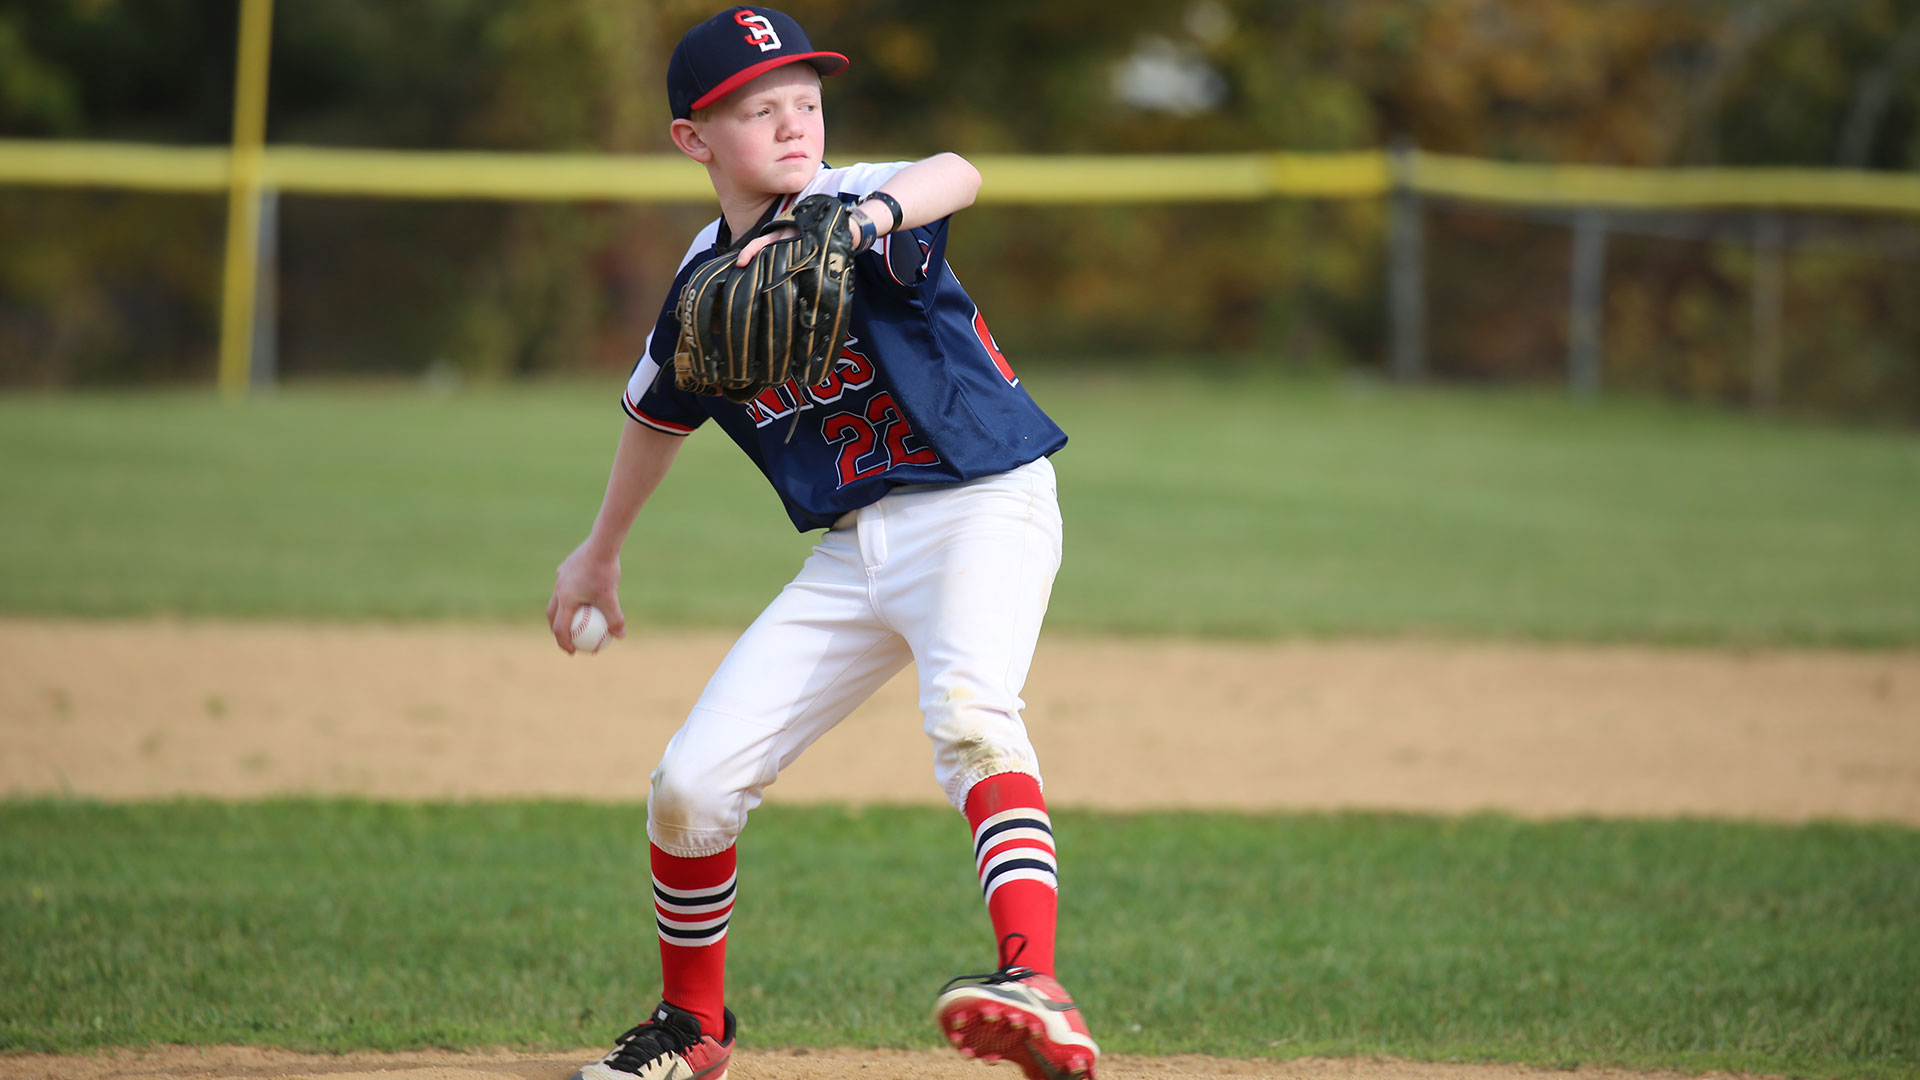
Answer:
[
  {"left": 4, "top": 619, "right": 1916, "bottom": 822},
  {"left": 4, "top": 617, "right": 1916, "bottom": 1080}
]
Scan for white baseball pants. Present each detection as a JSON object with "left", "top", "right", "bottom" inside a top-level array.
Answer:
[{"left": 647, "top": 457, "right": 1063, "bottom": 858}]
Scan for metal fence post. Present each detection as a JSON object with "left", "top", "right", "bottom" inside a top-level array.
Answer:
[
  {"left": 1567, "top": 208, "right": 1607, "bottom": 398},
  {"left": 1750, "top": 214, "right": 1784, "bottom": 413},
  {"left": 1388, "top": 139, "right": 1426, "bottom": 382},
  {"left": 215, "top": 0, "right": 276, "bottom": 398},
  {"left": 249, "top": 186, "right": 279, "bottom": 392}
]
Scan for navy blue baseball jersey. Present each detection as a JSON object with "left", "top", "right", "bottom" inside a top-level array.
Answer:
[{"left": 624, "top": 162, "right": 1067, "bottom": 532}]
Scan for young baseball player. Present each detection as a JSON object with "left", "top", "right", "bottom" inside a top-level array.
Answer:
[{"left": 546, "top": 8, "right": 1097, "bottom": 1080}]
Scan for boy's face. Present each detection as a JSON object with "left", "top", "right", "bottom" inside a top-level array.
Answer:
[{"left": 683, "top": 64, "right": 825, "bottom": 196}]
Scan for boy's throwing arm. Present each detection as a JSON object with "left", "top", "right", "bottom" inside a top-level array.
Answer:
[{"left": 547, "top": 420, "right": 685, "bottom": 653}]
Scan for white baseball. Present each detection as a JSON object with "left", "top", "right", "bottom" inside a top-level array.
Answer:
[{"left": 570, "top": 604, "right": 611, "bottom": 655}]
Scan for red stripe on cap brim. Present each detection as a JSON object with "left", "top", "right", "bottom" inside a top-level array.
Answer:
[{"left": 689, "top": 52, "right": 851, "bottom": 113}]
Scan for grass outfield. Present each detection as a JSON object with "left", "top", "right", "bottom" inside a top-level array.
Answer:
[
  {"left": 0, "top": 372, "right": 1915, "bottom": 644},
  {"left": 2, "top": 801, "right": 1916, "bottom": 1078}
]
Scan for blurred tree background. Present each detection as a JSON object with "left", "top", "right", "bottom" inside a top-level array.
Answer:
[{"left": 0, "top": 0, "right": 1916, "bottom": 418}]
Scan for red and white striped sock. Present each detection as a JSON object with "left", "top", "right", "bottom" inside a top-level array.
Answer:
[
  {"left": 964, "top": 772, "right": 1058, "bottom": 975},
  {"left": 650, "top": 842, "right": 734, "bottom": 1038}
]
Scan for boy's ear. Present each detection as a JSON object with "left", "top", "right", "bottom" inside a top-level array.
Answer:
[{"left": 670, "top": 118, "right": 712, "bottom": 164}]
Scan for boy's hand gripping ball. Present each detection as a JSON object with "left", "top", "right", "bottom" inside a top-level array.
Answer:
[{"left": 570, "top": 604, "right": 611, "bottom": 655}]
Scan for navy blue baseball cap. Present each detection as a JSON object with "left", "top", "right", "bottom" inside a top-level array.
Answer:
[{"left": 668, "top": 7, "right": 850, "bottom": 120}]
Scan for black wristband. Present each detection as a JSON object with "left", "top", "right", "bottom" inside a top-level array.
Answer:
[
  {"left": 866, "top": 190, "right": 905, "bottom": 234},
  {"left": 851, "top": 210, "right": 878, "bottom": 253}
]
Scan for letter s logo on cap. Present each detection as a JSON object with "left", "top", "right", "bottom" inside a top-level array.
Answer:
[{"left": 735, "top": 10, "right": 782, "bottom": 52}]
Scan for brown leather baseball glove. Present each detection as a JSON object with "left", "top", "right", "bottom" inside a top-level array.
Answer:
[{"left": 672, "top": 194, "right": 859, "bottom": 404}]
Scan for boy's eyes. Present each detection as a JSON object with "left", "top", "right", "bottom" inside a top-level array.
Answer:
[{"left": 744, "top": 101, "right": 819, "bottom": 119}]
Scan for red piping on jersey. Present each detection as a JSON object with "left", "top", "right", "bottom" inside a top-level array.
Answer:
[
  {"left": 625, "top": 392, "right": 695, "bottom": 435},
  {"left": 880, "top": 233, "right": 932, "bottom": 287},
  {"left": 881, "top": 235, "right": 904, "bottom": 286},
  {"left": 689, "top": 52, "right": 850, "bottom": 113}
]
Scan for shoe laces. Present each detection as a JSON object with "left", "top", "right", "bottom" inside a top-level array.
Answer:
[
  {"left": 605, "top": 1005, "right": 701, "bottom": 1073},
  {"left": 940, "top": 932, "right": 1039, "bottom": 995}
]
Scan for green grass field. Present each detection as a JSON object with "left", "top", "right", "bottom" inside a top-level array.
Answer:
[
  {"left": 1, "top": 371, "right": 1915, "bottom": 643},
  {"left": 4, "top": 801, "right": 1917, "bottom": 1077},
  {"left": 4, "top": 374, "right": 1917, "bottom": 1078}
]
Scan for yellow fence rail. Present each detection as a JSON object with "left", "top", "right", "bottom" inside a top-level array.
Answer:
[
  {"left": 0, "top": 140, "right": 229, "bottom": 191},
  {"left": 5, "top": 139, "right": 1919, "bottom": 213},
  {"left": 1413, "top": 153, "right": 1920, "bottom": 216},
  {"left": 3, "top": 136, "right": 1917, "bottom": 396}
]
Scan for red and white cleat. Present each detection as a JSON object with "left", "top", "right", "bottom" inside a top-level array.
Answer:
[
  {"left": 571, "top": 1001, "right": 733, "bottom": 1080},
  {"left": 934, "top": 939, "right": 1098, "bottom": 1080}
]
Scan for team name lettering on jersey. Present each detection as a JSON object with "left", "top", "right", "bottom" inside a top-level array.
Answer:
[
  {"left": 735, "top": 10, "right": 782, "bottom": 51},
  {"left": 745, "top": 339, "right": 879, "bottom": 427},
  {"left": 796, "top": 343, "right": 874, "bottom": 405}
]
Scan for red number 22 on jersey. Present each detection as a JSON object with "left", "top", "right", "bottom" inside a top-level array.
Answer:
[{"left": 821, "top": 391, "right": 939, "bottom": 487}]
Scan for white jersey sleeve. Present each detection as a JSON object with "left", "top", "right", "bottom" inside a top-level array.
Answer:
[{"left": 800, "top": 160, "right": 915, "bottom": 201}]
